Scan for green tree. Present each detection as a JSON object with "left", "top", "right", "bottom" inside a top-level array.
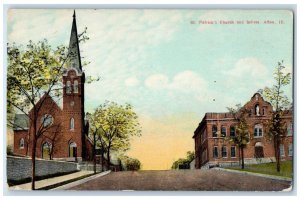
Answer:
[
  {"left": 7, "top": 40, "right": 68, "bottom": 190},
  {"left": 171, "top": 151, "right": 195, "bottom": 169},
  {"left": 7, "top": 28, "right": 91, "bottom": 190},
  {"left": 227, "top": 104, "right": 250, "bottom": 169},
  {"left": 89, "top": 101, "right": 142, "bottom": 170},
  {"left": 119, "top": 155, "right": 141, "bottom": 171},
  {"left": 263, "top": 61, "right": 291, "bottom": 172}
]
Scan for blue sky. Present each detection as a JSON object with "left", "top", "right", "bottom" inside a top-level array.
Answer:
[{"left": 7, "top": 9, "right": 293, "bottom": 169}]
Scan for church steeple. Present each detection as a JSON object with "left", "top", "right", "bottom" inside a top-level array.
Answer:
[{"left": 68, "top": 10, "right": 82, "bottom": 72}]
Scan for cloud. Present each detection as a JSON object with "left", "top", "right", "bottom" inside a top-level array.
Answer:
[
  {"left": 144, "top": 74, "right": 169, "bottom": 89},
  {"left": 125, "top": 77, "right": 139, "bottom": 87},
  {"left": 225, "top": 57, "right": 269, "bottom": 78}
]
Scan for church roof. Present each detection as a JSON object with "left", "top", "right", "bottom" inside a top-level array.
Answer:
[
  {"left": 13, "top": 114, "right": 29, "bottom": 130},
  {"left": 67, "top": 10, "right": 82, "bottom": 73}
]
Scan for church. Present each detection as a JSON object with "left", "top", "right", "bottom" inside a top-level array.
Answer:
[
  {"left": 12, "top": 11, "right": 94, "bottom": 162},
  {"left": 193, "top": 93, "right": 293, "bottom": 169}
]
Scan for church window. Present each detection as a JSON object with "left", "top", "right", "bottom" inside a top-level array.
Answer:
[
  {"left": 41, "top": 114, "right": 53, "bottom": 127},
  {"left": 66, "top": 81, "right": 71, "bottom": 94},
  {"left": 70, "top": 118, "right": 75, "bottom": 130},
  {"left": 20, "top": 138, "right": 25, "bottom": 149},
  {"left": 254, "top": 124, "right": 263, "bottom": 137},
  {"left": 74, "top": 80, "right": 78, "bottom": 93},
  {"left": 212, "top": 125, "right": 218, "bottom": 137}
]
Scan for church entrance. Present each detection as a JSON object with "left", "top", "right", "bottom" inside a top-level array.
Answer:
[
  {"left": 69, "top": 142, "right": 77, "bottom": 158},
  {"left": 42, "top": 142, "right": 51, "bottom": 160}
]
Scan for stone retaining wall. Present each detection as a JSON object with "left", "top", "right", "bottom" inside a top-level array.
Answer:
[{"left": 7, "top": 156, "right": 79, "bottom": 182}]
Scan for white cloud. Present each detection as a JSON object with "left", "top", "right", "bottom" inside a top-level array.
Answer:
[
  {"left": 144, "top": 74, "right": 169, "bottom": 89},
  {"left": 125, "top": 77, "right": 139, "bottom": 87},
  {"left": 225, "top": 57, "right": 269, "bottom": 78},
  {"left": 145, "top": 70, "right": 207, "bottom": 95}
]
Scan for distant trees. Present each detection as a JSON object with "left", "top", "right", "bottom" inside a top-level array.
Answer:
[
  {"left": 119, "top": 155, "right": 141, "bottom": 171},
  {"left": 263, "top": 61, "right": 291, "bottom": 172},
  {"left": 171, "top": 151, "right": 195, "bottom": 169},
  {"left": 226, "top": 104, "right": 250, "bottom": 169},
  {"left": 88, "top": 101, "right": 142, "bottom": 171}
]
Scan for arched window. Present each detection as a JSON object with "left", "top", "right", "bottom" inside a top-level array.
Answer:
[
  {"left": 73, "top": 80, "right": 78, "bottom": 93},
  {"left": 42, "top": 142, "right": 51, "bottom": 160},
  {"left": 221, "top": 126, "right": 226, "bottom": 137},
  {"left": 69, "top": 142, "right": 77, "bottom": 157},
  {"left": 41, "top": 114, "right": 53, "bottom": 127},
  {"left": 254, "top": 124, "right": 263, "bottom": 137},
  {"left": 255, "top": 104, "right": 260, "bottom": 116},
  {"left": 230, "top": 126, "right": 235, "bottom": 137},
  {"left": 66, "top": 81, "right": 71, "bottom": 94},
  {"left": 212, "top": 125, "right": 217, "bottom": 137},
  {"left": 20, "top": 138, "right": 25, "bottom": 149},
  {"left": 70, "top": 118, "right": 75, "bottom": 130}
]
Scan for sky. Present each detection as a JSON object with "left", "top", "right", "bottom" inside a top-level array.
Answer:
[{"left": 7, "top": 9, "right": 293, "bottom": 170}]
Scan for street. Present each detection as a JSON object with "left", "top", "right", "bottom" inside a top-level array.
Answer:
[{"left": 68, "top": 169, "right": 291, "bottom": 191}]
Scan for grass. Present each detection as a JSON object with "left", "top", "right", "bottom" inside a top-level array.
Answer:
[{"left": 227, "top": 161, "right": 293, "bottom": 178}]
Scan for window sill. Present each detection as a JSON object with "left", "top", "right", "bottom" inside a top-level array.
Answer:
[{"left": 254, "top": 136, "right": 263, "bottom": 138}]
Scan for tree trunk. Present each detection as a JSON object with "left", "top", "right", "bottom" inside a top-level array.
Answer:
[
  {"left": 101, "top": 151, "right": 104, "bottom": 172},
  {"left": 107, "top": 149, "right": 111, "bottom": 170},
  {"left": 241, "top": 146, "right": 245, "bottom": 169},
  {"left": 275, "top": 136, "right": 281, "bottom": 172},
  {"left": 31, "top": 136, "right": 36, "bottom": 190},
  {"left": 93, "top": 133, "right": 96, "bottom": 174}
]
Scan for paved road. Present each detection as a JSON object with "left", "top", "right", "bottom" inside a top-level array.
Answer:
[{"left": 69, "top": 169, "right": 291, "bottom": 191}]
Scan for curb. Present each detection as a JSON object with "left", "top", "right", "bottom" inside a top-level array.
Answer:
[
  {"left": 50, "top": 170, "right": 111, "bottom": 190},
  {"left": 213, "top": 167, "right": 292, "bottom": 182}
]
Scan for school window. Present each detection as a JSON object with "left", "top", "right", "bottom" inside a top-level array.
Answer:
[
  {"left": 287, "top": 123, "right": 293, "bottom": 136},
  {"left": 254, "top": 124, "right": 263, "bottom": 137},
  {"left": 213, "top": 146, "right": 218, "bottom": 158},
  {"left": 230, "top": 126, "right": 235, "bottom": 137},
  {"left": 231, "top": 146, "right": 236, "bottom": 158},
  {"left": 222, "top": 146, "right": 227, "bottom": 158},
  {"left": 280, "top": 144, "right": 285, "bottom": 157},
  {"left": 221, "top": 126, "right": 226, "bottom": 137},
  {"left": 288, "top": 144, "right": 293, "bottom": 156},
  {"left": 73, "top": 80, "right": 78, "bottom": 93},
  {"left": 212, "top": 125, "right": 217, "bottom": 137}
]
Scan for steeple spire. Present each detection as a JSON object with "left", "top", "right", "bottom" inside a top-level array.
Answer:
[{"left": 68, "top": 9, "right": 82, "bottom": 71}]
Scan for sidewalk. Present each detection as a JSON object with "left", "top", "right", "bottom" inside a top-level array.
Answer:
[
  {"left": 9, "top": 170, "right": 94, "bottom": 190},
  {"left": 213, "top": 167, "right": 293, "bottom": 182}
]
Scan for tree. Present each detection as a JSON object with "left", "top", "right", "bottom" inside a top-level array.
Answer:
[
  {"left": 171, "top": 151, "right": 195, "bottom": 169},
  {"left": 89, "top": 101, "right": 141, "bottom": 170},
  {"left": 227, "top": 104, "right": 250, "bottom": 169},
  {"left": 263, "top": 61, "right": 291, "bottom": 172},
  {"left": 7, "top": 40, "right": 68, "bottom": 190},
  {"left": 119, "top": 155, "right": 141, "bottom": 171},
  {"left": 7, "top": 27, "right": 91, "bottom": 189}
]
